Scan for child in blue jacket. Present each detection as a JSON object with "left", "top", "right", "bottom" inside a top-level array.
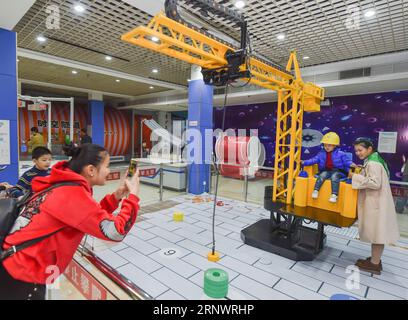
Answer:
[{"left": 302, "top": 132, "right": 355, "bottom": 203}]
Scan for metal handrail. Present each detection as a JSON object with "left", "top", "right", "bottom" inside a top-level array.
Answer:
[
  {"left": 390, "top": 180, "right": 408, "bottom": 186},
  {"left": 210, "top": 162, "right": 274, "bottom": 171},
  {"left": 77, "top": 245, "right": 153, "bottom": 300}
]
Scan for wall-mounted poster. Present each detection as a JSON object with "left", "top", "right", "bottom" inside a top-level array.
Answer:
[
  {"left": 378, "top": 132, "right": 398, "bottom": 154},
  {"left": 0, "top": 120, "right": 11, "bottom": 165}
]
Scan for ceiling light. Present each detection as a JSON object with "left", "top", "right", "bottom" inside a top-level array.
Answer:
[
  {"left": 152, "top": 69, "right": 159, "bottom": 73},
  {"left": 74, "top": 4, "right": 85, "bottom": 13},
  {"left": 71, "top": 70, "right": 78, "bottom": 74},
  {"left": 235, "top": 1, "right": 246, "bottom": 9},
  {"left": 364, "top": 9, "right": 376, "bottom": 18},
  {"left": 277, "top": 34, "right": 285, "bottom": 40},
  {"left": 105, "top": 56, "right": 112, "bottom": 61},
  {"left": 152, "top": 36, "right": 159, "bottom": 42},
  {"left": 36, "top": 35, "right": 46, "bottom": 43},
  {"left": 303, "top": 56, "right": 310, "bottom": 60},
  {"left": 115, "top": 79, "right": 120, "bottom": 82},
  {"left": 149, "top": 86, "right": 154, "bottom": 89}
]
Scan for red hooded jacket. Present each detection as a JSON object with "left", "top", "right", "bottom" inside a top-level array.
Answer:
[{"left": 2, "top": 161, "right": 139, "bottom": 284}]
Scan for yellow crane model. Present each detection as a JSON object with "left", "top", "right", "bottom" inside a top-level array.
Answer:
[
  {"left": 121, "top": 0, "right": 324, "bottom": 206},
  {"left": 121, "top": 0, "right": 357, "bottom": 261}
]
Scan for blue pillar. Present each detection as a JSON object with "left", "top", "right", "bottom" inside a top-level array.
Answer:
[
  {"left": 89, "top": 100, "right": 105, "bottom": 147},
  {"left": 187, "top": 79, "right": 213, "bottom": 194},
  {"left": 0, "top": 28, "right": 18, "bottom": 183}
]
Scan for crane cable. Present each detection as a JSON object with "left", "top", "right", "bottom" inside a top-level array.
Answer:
[{"left": 211, "top": 83, "right": 229, "bottom": 256}]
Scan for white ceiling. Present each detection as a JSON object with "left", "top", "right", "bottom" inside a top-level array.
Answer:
[
  {"left": 9, "top": 0, "right": 408, "bottom": 109},
  {"left": 0, "top": 0, "right": 35, "bottom": 30},
  {"left": 179, "top": 0, "right": 408, "bottom": 67},
  {"left": 14, "top": 0, "right": 408, "bottom": 85},
  {"left": 121, "top": 0, "right": 164, "bottom": 16},
  {"left": 14, "top": 0, "right": 192, "bottom": 86}
]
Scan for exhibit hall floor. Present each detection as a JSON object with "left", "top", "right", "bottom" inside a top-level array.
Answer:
[{"left": 49, "top": 177, "right": 408, "bottom": 300}]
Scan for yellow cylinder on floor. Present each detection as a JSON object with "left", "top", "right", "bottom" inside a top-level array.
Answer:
[
  {"left": 294, "top": 177, "right": 308, "bottom": 207},
  {"left": 173, "top": 212, "right": 184, "bottom": 222}
]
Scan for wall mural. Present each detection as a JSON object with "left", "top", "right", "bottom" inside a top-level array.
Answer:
[
  {"left": 18, "top": 104, "right": 131, "bottom": 156},
  {"left": 214, "top": 90, "right": 408, "bottom": 180}
]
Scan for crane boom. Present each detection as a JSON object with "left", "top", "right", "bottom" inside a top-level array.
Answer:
[{"left": 121, "top": 5, "right": 324, "bottom": 204}]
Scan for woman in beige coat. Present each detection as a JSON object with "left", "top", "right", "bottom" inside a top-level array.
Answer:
[{"left": 350, "top": 137, "right": 400, "bottom": 275}]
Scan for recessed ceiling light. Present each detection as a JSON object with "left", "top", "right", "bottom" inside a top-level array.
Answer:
[
  {"left": 303, "top": 56, "right": 310, "bottom": 60},
  {"left": 364, "top": 9, "right": 376, "bottom": 18},
  {"left": 149, "top": 86, "right": 154, "bottom": 89},
  {"left": 105, "top": 56, "right": 112, "bottom": 61},
  {"left": 115, "top": 79, "right": 120, "bottom": 82},
  {"left": 152, "top": 36, "right": 159, "bottom": 42},
  {"left": 235, "top": 1, "right": 246, "bottom": 9},
  {"left": 71, "top": 70, "right": 78, "bottom": 74},
  {"left": 37, "top": 35, "right": 46, "bottom": 43},
  {"left": 152, "top": 69, "right": 159, "bottom": 73},
  {"left": 277, "top": 34, "right": 285, "bottom": 40},
  {"left": 74, "top": 4, "right": 85, "bottom": 13}
]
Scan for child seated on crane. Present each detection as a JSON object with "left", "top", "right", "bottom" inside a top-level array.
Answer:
[{"left": 301, "top": 132, "right": 355, "bottom": 203}]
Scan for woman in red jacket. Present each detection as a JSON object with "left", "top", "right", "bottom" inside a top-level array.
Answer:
[{"left": 0, "top": 144, "right": 140, "bottom": 300}]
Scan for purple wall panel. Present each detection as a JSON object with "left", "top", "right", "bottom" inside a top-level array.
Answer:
[{"left": 214, "top": 90, "right": 408, "bottom": 179}]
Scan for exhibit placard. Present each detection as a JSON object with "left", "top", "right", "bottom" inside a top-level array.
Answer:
[
  {"left": 0, "top": 120, "right": 11, "bottom": 165},
  {"left": 64, "top": 259, "right": 108, "bottom": 300},
  {"left": 378, "top": 131, "right": 398, "bottom": 153},
  {"left": 28, "top": 103, "right": 47, "bottom": 111},
  {"left": 18, "top": 100, "right": 26, "bottom": 108}
]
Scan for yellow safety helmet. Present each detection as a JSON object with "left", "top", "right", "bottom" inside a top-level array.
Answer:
[{"left": 320, "top": 132, "right": 340, "bottom": 146}]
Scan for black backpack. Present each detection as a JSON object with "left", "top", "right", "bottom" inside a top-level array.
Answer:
[{"left": 0, "top": 182, "right": 79, "bottom": 262}]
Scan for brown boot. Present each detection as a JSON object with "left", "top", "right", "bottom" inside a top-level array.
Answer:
[
  {"left": 356, "top": 257, "right": 383, "bottom": 271},
  {"left": 355, "top": 259, "right": 382, "bottom": 275}
]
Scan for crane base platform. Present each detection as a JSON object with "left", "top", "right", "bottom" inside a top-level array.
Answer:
[
  {"left": 240, "top": 187, "right": 356, "bottom": 261},
  {"left": 241, "top": 218, "right": 327, "bottom": 261}
]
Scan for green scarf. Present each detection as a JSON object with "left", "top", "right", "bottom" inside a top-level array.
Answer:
[{"left": 366, "top": 152, "right": 390, "bottom": 178}]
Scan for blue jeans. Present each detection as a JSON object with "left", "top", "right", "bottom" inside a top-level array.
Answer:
[{"left": 314, "top": 170, "right": 344, "bottom": 195}]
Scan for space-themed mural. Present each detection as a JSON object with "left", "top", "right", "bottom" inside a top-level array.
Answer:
[{"left": 214, "top": 90, "right": 408, "bottom": 180}]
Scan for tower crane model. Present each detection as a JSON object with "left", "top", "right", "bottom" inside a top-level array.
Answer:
[{"left": 121, "top": 0, "right": 325, "bottom": 205}]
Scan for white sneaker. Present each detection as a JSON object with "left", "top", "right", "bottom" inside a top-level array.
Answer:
[
  {"left": 329, "top": 194, "right": 338, "bottom": 203},
  {"left": 312, "top": 190, "right": 319, "bottom": 199}
]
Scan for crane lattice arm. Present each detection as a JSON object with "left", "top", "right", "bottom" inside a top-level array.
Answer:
[{"left": 121, "top": 11, "right": 324, "bottom": 205}]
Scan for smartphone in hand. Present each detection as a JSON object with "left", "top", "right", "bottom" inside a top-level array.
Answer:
[{"left": 127, "top": 160, "right": 138, "bottom": 178}]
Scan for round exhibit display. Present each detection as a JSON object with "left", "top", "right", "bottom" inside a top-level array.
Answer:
[{"left": 215, "top": 135, "right": 266, "bottom": 178}]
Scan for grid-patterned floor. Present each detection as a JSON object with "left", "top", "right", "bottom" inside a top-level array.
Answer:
[{"left": 91, "top": 195, "right": 408, "bottom": 300}]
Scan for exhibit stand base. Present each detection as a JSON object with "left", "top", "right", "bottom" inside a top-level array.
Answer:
[{"left": 241, "top": 187, "right": 356, "bottom": 261}]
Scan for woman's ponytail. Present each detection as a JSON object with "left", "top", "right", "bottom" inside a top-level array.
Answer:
[{"left": 63, "top": 143, "right": 107, "bottom": 174}]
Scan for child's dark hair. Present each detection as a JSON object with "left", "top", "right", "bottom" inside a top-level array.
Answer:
[
  {"left": 31, "top": 127, "right": 39, "bottom": 133},
  {"left": 32, "top": 146, "right": 52, "bottom": 160},
  {"left": 353, "top": 137, "right": 376, "bottom": 151},
  {"left": 63, "top": 143, "right": 108, "bottom": 174}
]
